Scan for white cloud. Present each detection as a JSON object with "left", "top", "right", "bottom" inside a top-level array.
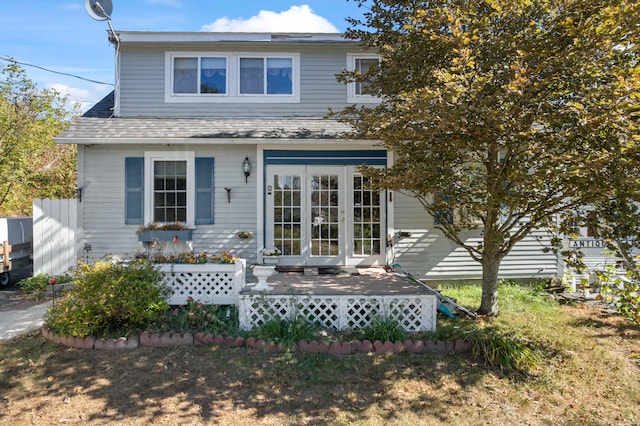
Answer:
[
  {"left": 48, "top": 83, "right": 111, "bottom": 113},
  {"left": 200, "top": 5, "right": 339, "bottom": 33}
]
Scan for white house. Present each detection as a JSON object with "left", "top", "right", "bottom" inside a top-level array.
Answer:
[{"left": 55, "top": 31, "right": 561, "bottom": 281}]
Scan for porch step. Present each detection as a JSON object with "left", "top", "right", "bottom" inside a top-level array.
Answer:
[{"left": 304, "top": 268, "right": 319, "bottom": 276}]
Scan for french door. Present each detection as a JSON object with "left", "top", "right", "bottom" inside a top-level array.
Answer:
[{"left": 266, "top": 166, "right": 384, "bottom": 266}]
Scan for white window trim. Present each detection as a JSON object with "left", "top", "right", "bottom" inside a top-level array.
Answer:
[
  {"left": 346, "top": 53, "right": 382, "bottom": 104},
  {"left": 144, "top": 151, "right": 196, "bottom": 228},
  {"left": 165, "top": 52, "right": 300, "bottom": 103},
  {"left": 169, "top": 54, "right": 230, "bottom": 98}
]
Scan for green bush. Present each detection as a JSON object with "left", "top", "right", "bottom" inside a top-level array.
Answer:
[{"left": 44, "top": 259, "right": 170, "bottom": 337}]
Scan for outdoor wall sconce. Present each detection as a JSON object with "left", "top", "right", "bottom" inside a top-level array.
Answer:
[
  {"left": 76, "top": 187, "right": 83, "bottom": 202},
  {"left": 243, "top": 157, "right": 251, "bottom": 183},
  {"left": 224, "top": 187, "right": 232, "bottom": 203}
]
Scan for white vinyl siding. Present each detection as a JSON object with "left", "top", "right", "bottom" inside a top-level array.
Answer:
[
  {"left": 392, "top": 192, "right": 559, "bottom": 280},
  {"left": 118, "top": 45, "right": 351, "bottom": 117},
  {"left": 80, "top": 145, "right": 258, "bottom": 262}
]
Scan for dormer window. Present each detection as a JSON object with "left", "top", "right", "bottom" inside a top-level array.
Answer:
[{"left": 166, "top": 52, "right": 299, "bottom": 103}]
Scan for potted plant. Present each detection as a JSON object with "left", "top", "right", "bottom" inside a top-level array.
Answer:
[{"left": 261, "top": 247, "right": 281, "bottom": 266}]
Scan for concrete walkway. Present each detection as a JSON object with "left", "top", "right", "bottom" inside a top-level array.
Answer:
[{"left": 0, "top": 299, "right": 51, "bottom": 340}]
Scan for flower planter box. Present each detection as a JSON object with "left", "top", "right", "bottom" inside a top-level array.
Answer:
[
  {"left": 138, "top": 229, "right": 193, "bottom": 243},
  {"left": 157, "top": 260, "right": 246, "bottom": 305}
]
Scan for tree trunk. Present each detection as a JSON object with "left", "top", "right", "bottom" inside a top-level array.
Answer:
[{"left": 478, "top": 255, "right": 501, "bottom": 316}]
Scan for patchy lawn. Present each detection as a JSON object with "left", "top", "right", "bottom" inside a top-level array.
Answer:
[{"left": 0, "top": 300, "right": 638, "bottom": 425}]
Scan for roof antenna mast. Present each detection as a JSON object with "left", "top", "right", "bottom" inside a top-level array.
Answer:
[{"left": 84, "top": 0, "right": 120, "bottom": 116}]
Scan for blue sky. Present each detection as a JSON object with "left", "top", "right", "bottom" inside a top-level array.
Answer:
[{"left": 0, "top": 1, "right": 363, "bottom": 111}]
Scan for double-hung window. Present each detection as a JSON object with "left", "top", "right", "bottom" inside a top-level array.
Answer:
[
  {"left": 346, "top": 53, "right": 381, "bottom": 103},
  {"left": 166, "top": 52, "right": 299, "bottom": 103},
  {"left": 146, "top": 152, "right": 195, "bottom": 227},
  {"left": 125, "top": 152, "right": 215, "bottom": 228}
]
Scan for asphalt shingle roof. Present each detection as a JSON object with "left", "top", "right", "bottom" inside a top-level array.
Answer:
[{"left": 57, "top": 92, "right": 355, "bottom": 143}]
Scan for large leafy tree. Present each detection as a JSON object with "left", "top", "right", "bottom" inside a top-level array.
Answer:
[
  {"left": 0, "top": 62, "right": 77, "bottom": 216},
  {"left": 337, "top": 0, "right": 639, "bottom": 315}
]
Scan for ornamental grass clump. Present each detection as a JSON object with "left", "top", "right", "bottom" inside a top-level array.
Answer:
[
  {"left": 463, "top": 326, "right": 539, "bottom": 377},
  {"left": 361, "top": 316, "right": 408, "bottom": 342},
  {"left": 44, "top": 259, "right": 170, "bottom": 337},
  {"left": 255, "top": 315, "right": 317, "bottom": 348}
]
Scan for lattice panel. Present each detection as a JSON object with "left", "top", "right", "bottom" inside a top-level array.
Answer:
[
  {"left": 169, "top": 271, "right": 235, "bottom": 300},
  {"left": 386, "top": 298, "right": 436, "bottom": 332},
  {"left": 297, "top": 298, "right": 340, "bottom": 329},
  {"left": 344, "top": 298, "right": 383, "bottom": 330},
  {"left": 158, "top": 261, "right": 246, "bottom": 306},
  {"left": 243, "top": 297, "right": 293, "bottom": 328},
  {"left": 239, "top": 294, "right": 437, "bottom": 332}
]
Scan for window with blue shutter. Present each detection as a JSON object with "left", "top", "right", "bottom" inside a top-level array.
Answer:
[
  {"left": 195, "top": 158, "right": 215, "bottom": 224},
  {"left": 125, "top": 157, "right": 145, "bottom": 224}
]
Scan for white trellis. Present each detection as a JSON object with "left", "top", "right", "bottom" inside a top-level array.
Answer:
[
  {"left": 158, "top": 260, "right": 246, "bottom": 305},
  {"left": 238, "top": 294, "right": 438, "bottom": 332}
]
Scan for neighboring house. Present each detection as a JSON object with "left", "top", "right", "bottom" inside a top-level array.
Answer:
[{"left": 55, "top": 31, "right": 560, "bottom": 280}]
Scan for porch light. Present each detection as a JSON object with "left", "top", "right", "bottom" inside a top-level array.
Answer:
[{"left": 243, "top": 157, "right": 251, "bottom": 183}]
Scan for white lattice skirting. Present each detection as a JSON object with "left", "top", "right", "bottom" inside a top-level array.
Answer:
[
  {"left": 158, "top": 260, "right": 246, "bottom": 305},
  {"left": 238, "top": 294, "right": 438, "bottom": 332}
]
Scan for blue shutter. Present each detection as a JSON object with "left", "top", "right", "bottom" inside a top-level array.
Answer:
[
  {"left": 195, "top": 158, "right": 214, "bottom": 224},
  {"left": 125, "top": 157, "right": 144, "bottom": 224}
]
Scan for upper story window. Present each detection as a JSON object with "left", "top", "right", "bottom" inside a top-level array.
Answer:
[
  {"left": 173, "top": 57, "right": 227, "bottom": 95},
  {"left": 240, "top": 57, "right": 293, "bottom": 95},
  {"left": 347, "top": 53, "right": 382, "bottom": 104},
  {"left": 166, "top": 52, "right": 299, "bottom": 103}
]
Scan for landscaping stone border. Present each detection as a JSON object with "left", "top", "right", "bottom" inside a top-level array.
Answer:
[{"left": 42, "top": 326, "right": 472, "bottom": 355}]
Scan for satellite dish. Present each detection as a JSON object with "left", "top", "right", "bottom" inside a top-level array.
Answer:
[{"left": 85, "top": 0, "right": 113, "bottom": 21}]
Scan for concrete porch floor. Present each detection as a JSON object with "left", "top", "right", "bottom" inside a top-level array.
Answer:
[{"left": 241, "top": 267, "right": 435, "bottom": 296}]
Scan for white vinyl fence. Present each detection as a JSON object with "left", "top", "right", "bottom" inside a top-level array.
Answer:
[{"left": 33, "top": 199, "right": 79, "bottom": 276}]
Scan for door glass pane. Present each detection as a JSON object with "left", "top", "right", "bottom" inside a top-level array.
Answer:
[
  {"left": 352, "top": 174, "right": 381, "bottom": 255},
  {"left": 273, "top": 174, "right": 302, "bottom": 255},
  {"left": 311, "top": 173, "right": 339, "bottom": 256}
]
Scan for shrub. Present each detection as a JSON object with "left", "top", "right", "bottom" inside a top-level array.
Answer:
[{"left": 44, "top": 259, "right": 170, "bottom": 337}]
